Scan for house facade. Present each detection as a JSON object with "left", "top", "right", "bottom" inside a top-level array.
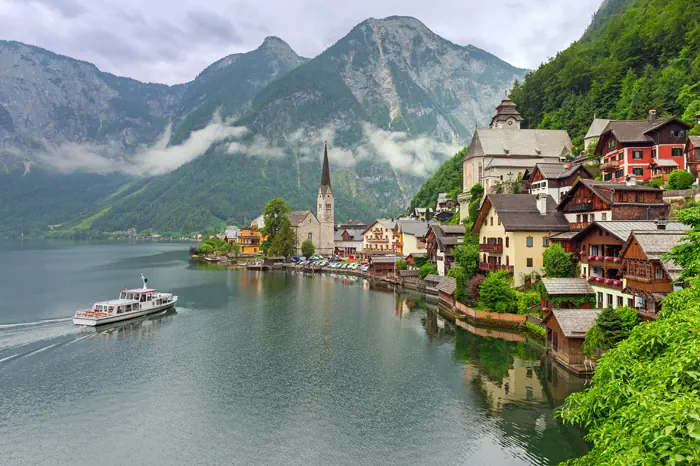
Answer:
[
  {"left": 362, "top": 219, "right": 397, "bottom": 254},
  {"left": 461, "top": 97, "right": 572, "bottom": 204},
  {"left": 334, "top": 222, "right": 367, "bottom": 257},
  {"left": 596, "top": 113, "right": 691, "bottom": 183},
  {"left": 543, "top": 309, "right": 601, "bottom": 374},
  {"left": 529, "top": 163, "right": 593, "bottom": 202},
  {"left": 685, "top": 136, "right": 700, "bottom": 180},
  {"left": 558, "top": 178, "right": 667, "bottom": 230},
  {"left": 472, "top": 194, "right": 570, "bottom": 286},
  {"left": 287, "top": 210, "right": 321, "bottom": 256},
  {"left": 393, "top": 220, "right": 433, "bottom": 256},
  {"left": 426, "top": 224, "right": 466, "bottom": 276}
]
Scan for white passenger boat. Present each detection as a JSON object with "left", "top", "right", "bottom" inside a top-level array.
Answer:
[{"left": 73, "top": 275, "right": 178, "bottom": 327}]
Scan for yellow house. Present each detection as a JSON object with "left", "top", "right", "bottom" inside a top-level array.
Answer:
[
  {"left": 393, "top": 220, "right": 433, "bottom": 257},
  {"left": 472, "top": 194, "right": 570, "bottom": 286},
  {"left": 225, "top": 220, "right": 264, "bottom": 255}
]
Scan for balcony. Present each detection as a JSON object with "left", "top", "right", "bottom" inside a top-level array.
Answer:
[
  {"left": 587, "top": 276, "right": 623, "bottom": 290},
  {"left": 600, "top": 160, "right": 620, "bottom": 172},
  {"left": 571, "top": 222, "right": 590, "bottom": 230},
  {"left": 581, "top": 255, "right": 622, "bottom": 267},
  {"left": 567, "top": 202, "right": 594, "bottom": 213},
  {"left": 479, "top": 263, "right": 514, "bottom": 273},
  {"left": 480, "top": 243, "right": 503, "bottom": 253}
]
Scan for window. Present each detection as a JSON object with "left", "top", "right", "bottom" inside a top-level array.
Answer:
[
  {"left": 308, "top": 233, "right": 313, "bottom": 240},
  {"left": 505, "top": 237, "right": 509, "bottom": 248},
  {"left": 633, "top": 167, "right": 644, "bottom": 176},
  {"left": 498, "top": 217, "right": 501, "bottom": 225},
  {"left": 655, "top": 267, "right": 665, "bottom": 279},
  {"left": 604, "top": 173, "right": 613, "bottom": 181},
  {"left": 543, "top": 237, "right": 549, "bottom": 247},
  {"left": 576, "top": 214, "right": 582, "bottom": 223},
  {"left": 506, "top": 255, "right": 509, "bottom": 266},
  {"left": 607, "top": 294, "right": 613, "bottom": 306},
  {"left": 598, "top": 229, "right": 602, "bottom": 236},
  {"left": 632, "top": 150, "right": 643, "bottom": 159},
  {"left": 628, "top": 298, "right": 634, "bottom": 307},
  {"left": 526, "top": 237, "right": 533, "bottom": 247},
  {"left": 617, "top": 296, "right": 623, "bottom": 307},
  {"left": 602, "top": 213, "right": 607, "bottom": 221},
  {"left": 618, "top": 153, "right": 624, "bottom": 161},
  {"left": 583, "top": 266, "right": 587, "bottom": 276},
  {"left": 597, "top": 292, "right": 603, "bottom": 306},
  {"left": 615, "top": 169, "right": 623, "bottom": 179},
  {"left": 490, "top": 217, "right": 493, "bottom": 226},
  {"left": 651, "top": 149, "right": 657, "bottom": 159},
  {"left": 672, "top": 148, "right": 683, "bottom": 157},
  {"left": 526, "top": 258, "right": 533, "bottom": 267},
  {"left": 589, "top": 214, "right": 595, "bottom": 223},
  {"left": 325, "top": 203, "right": 331, "bottom": 209}
]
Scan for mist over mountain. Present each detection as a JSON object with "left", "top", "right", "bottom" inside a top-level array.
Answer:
[{"left": 0, "top": 16, "right": 526, "bottom": 237}]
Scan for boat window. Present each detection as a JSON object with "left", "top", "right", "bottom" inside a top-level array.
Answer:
[
  {"left": 147, "top": 294, "right": 152, "bottom": 301},
  {"left": 117, "top": 307, "right": 122, "bottom": 314},
  {"left": 120, "top": 292, "right": 126, "bottom": 299},
  {"left": 140, "top": 294, "right": 146, "bottom": 302},
  {"left": 127, "top": 293, "right": 134, "bottom": 300},
  {"left": 125, "top": 304, "right": 131, "bottom": 312}
]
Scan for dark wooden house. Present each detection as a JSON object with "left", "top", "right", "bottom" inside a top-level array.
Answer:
[
  {"left": 529, "top": 163, "right": 593, "bottom": 202},
  {"left": 558, "top": 178, "right": 667, "bottom": 230},
  {"left": 368, "top": 255, "right": 399, "bottom": 276},
  {"left": 543, "top": 309, "right": 601, "bottom": 374},
  {"left": 620, "top": 230, "right": 687, "bottom": 317},
  {"left": 686, "top": 136, "right": 700, "bottom": 179},
  {"left": 540, "top": 278, "right": 594, "bottom": 313}
]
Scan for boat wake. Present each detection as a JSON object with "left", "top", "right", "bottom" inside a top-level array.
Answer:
[
  {"left": 0, "top": 317, "right": 78, "bottom": 354},
  {"left": 0, "top": 317, "right": 73, "bottom": 329}
]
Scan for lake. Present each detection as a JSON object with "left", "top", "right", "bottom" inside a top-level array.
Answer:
[{"left": 0, "top": 241, "right": 589, "bottom": 465}]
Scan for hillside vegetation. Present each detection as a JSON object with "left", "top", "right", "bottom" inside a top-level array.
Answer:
[
  {"left": 510, "top": 0, "right": 700, "bottom": 151},
  {"left": 409, "top": 147, "right": 466, "bottom": 211}
]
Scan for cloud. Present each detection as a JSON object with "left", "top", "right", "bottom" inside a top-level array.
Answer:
[{"left": 0, "top": 0, "right": 603, "bottom": 84}]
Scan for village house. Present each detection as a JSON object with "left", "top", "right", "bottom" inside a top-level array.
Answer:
[
  {"left": 406, "top": 252, "right": 426, "bottom": 267},
  {"left": 368, "top": 255, "right": 400, "bottom": 276},
  {"left": 540, "top": 278, "right": 595, "bottom": 313},
  {"left": 543, "top": 309, "right": 601, "bottom": 374},
  {"left": 362, "top": 219, "right": 397, "bottom": 254},
  {"left": 224, "top": 226, "right": 240, "bottom": 242},
  {"left": 583, "top": 117, "right": 610, "bottom": 152},
  {"left": 472, "top": 194, "right": 570, "bottom": 286},
  {"left": 596, "top": 111, "right": 691, "bottom": 183},
  {"left": 393, "top": 220, "right": 433, "bottom": 256},
  {"left": 426, "top": 224, "right": 466, "bottom": 276},
  {"left": 528, "top": 162, "right": 593, "bottom": 202},
  {"left": 685, "top": 135, "right": 700, "bottom": 180},
  {"left": 413, "top": 207, "right": 433, "bottom": 221},
  {"left": 460, "top": 97, "right": 572, "bottom": 211},
  {"left": 570, "top": 220, "right": 687, "bottom": 309},
  {"left": 286, "top": 144, "right": 335, "bottom": 256},
  {"left": 620, "top": 229, "right": 687, "bottom": 317},
  {"left": 436, "top": 276, "right": 457, "bottom": 307},
  {"left": 435, "top": 193, "right": 458, "bottom": 213},
  {"left": 334, "top": 221, "right": 367, "bottom": 257},
  {"left": 238, "top": 226, "right": 263, "bottom": 254},
  {"left": 557, "top": 178, "right": 668, "bottom": 231}
]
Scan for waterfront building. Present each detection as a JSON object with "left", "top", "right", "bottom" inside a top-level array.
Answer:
[
  {"left": 557, "top": 178, "right": 667, "bottom": 230},
  {"left": 460, "top": 97, "right": 572, "bottom": 207},
  {"left": 472, "top": 194, "right": 569, "bottom": 286},
  {"left": 596, "top": 111, "right": 691, "bottom": 183},
  {"left": 528, "top": 162, "right": 593, "bottom": 202},
  {"left": 620, "top": 229, "right": 687, "bottom": 317},
  {"left": 543, "top": 309, "right": 601, "bottom": 374},
  {"left": 540, "top": 278, "right": 595, "bottom": 313},
  {"left": 334, "top": 221, "right": 367, "bottom": 257},
  {"left": 393, "top": 220, "right": 433, "bottom": 256},
  {"left": 426, "top": 224, "right": 466, "bottom": 276},
  {"left": 286, "top": 143, "right": 335, "bottom": 256},
  {"left": 238, "top": 226, "right": 262, "bottom": 254},
  {"left": 570, "top": 220, "right": 687, "bottom": 310},
  {"left": 368, "top": 255, "right": 400, "bottom": 276},
  {"left": 436, "top": 276, "right": 457, "bottom": 306},
  {"left": 362, "top": 219, "right": 397, "bottom": 254}
]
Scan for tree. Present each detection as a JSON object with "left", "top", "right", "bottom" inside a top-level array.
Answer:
[
  {"left": 596, "top": 306, "right": 623, "bottom": 350},
  {"left": 542, "top": 243, "right": 577, "bottom": 278},
  {"left": 453, "top": 241, "right": 480, "bottom": 281},
  {"left": 468, "top": 274, "right": 486, "bottom": 303},
  {"left": 447, "top": 267, "right": 465, "bottom": 303},
  {"left": 517, "top": 290, "right": 540, "bottom": 316},
  {"left": 615, "top": 306, "right": 641, "bottom": 339},
  {"left": 418, "top": 262, "right": 437, "bottom": 279},
  {"left": 479, "top": 270, "right": 518, "bottom": 314},
  {"left": 269, "top": 220, "right": 296, "bottom": 258},
  {"left": 666, "top": 170, "right": 695, "bottom": 190},
  {"left": 467, "top": 183, "right": 484, "bottom": 226},
  {"left": 395, "top": 260, "right": 408, "bottom": 271},
  {"left": 301, "top": 239, "right": 315, "bottom": 258},
  {"left": 261, "top": 198, "right": 292, "bottom": 253},
  {"left": 668, "top": 204, "right": 700, "bottom": 280}
]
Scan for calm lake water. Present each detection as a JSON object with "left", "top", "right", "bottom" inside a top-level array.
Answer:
[{"left": 0, "top": 241, "right": 589, "bottom": 465}]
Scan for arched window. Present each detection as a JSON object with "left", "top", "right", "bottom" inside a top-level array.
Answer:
[
  {"left": 490, "top": 217, "right": 493, "bottom": 226},
  {"left": 505, "top": 237, "right": 509, "bottom": 248},
  {"left": 506, "top": 255, "right": 509, "bottom": 266}
]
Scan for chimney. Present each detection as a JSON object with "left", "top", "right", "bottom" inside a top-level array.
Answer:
[
  {"left": 625, "top": 174, "right": 637, "bottom": 186},
  {"left": 566, "top": 161, "right": 573, "bottom": 169},
  {"left": 655, "top": 220, "right": 667, "bottom": 230},
  {"left": 536, "top": 193, "right": 547, "bottom": 215},
  {"left": 649, "top": 109, "right": 657, "bottom": 124}
]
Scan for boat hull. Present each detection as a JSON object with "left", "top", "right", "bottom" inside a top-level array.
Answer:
[{"left": 73, "top": 298, "right": 178, "bottom": 327}]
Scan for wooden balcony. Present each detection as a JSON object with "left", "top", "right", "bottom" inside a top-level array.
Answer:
[
  {"left": 479, "top": 263, "right": 514, "bottom": 273},
  {"left": 580, "top": 255, "right": 623, "bottom": 268},
  {"left": 624, "top": 277, "right": 673, "bottom": 294},
  {"left": 570, "top": 222, "right": 590, "bottom": 230},
  {"left": 587, "top": 276, "right": 623, "bottom": 290},
  {"left": 567, "top": 202, "right": 594, "bottom": 213},
  {"left": 480, "top": 243, "right": 503, "bottom": 253},
  {"left": 600, "top": 160, "right": 620, "bottom": 172}
]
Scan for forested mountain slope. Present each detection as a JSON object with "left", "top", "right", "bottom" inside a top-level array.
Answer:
[
  {"left": 408, "top": 147, "right": 466, "bottom": 212},
  {"left": 510, "top": 0, "right": 700, "bottom": 152}
]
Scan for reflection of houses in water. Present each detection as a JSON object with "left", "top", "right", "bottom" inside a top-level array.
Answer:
[
  {"left": 464, "top": 357, "right": 543, "bottom": 412},
  {"left": 541, "top": 357, "right": 590, "bottom": 408}
]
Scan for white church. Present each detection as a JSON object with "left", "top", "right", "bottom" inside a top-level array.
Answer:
[{"left": 287, "top": 143, "right": 335, "bottom": 256}]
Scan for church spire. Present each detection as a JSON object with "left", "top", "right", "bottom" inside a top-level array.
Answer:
[{"left": 321, "top": 141, "right": 331, "bottom": 188}]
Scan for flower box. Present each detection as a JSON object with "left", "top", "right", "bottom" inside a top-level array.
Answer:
[
  {"left": 580, "top": 274, "right": 586, "bottom": 278},
  {"left": 613, "top": 257, "right": 622, "bottom": 263},
  {"left": 604, "top": 256, "right": 614, "bottom": 262}
]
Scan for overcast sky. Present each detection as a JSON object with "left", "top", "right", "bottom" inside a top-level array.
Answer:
[{"left": 0, "top": 0, "right": 603, "bottom": 85}]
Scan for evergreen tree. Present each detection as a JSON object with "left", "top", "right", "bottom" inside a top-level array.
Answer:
[
  {"left": 301, "top": 239, "right": 315, "bottom": 258},
  {"left": 596, "top": 306, "right": 623, "bottom": 349}
]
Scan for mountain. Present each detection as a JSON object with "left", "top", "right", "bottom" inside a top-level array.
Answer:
[
  {"left": 90, "top": 16, "right": 526, "bottom": 234},
  {"left": 408, "top": 147, "right": 466, "bottom": 212},
  {"left": 0, "top": 17, "right": 526, "bottom": 237},
  {"left": 510, "top": 0, "right": 700, "bottom": 152}
]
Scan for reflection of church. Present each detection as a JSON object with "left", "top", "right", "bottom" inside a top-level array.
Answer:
[{"left": 287, "top": 143, "right": 335, "bottom": 255}]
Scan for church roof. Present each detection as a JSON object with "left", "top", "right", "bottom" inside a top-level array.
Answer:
[
  {"left": 320, "top": 142, "right": 332, "bottom": 193},
  {"left": 466, "top": 128, "right": 572, "bottom": 160},
  {"left": 287, "top": 211, "right": 317, "bottom": 226}
]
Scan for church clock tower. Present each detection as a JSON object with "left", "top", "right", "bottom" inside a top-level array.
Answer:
[{"left": 317, "top": 142, "right": 335, "bottom": 255}]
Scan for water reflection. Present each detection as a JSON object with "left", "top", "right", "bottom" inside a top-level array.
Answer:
[{"left": 79, "top": 308, "right": 178, "bottom": 340}]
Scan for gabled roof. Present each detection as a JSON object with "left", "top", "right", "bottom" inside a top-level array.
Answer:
[
  {"left": 436, "top": 276, "right": 457, "bottom": 295},
  {"left": 543, "top": 309, "right": 601, "bottom": 338},
  {"left": 399, "top": 270, "right": 419, "bottom": 278},
  {"left": 596, "top": 118, "right": 691, "bottom": 153},
  {"left": 622, "top": 231, "right": 687, "bottom": 261},
  {"left": 558, "top": 178, "right": 665, "bottom": 209},
  {"left": 584, "top": 118, "right": 611, "bottom": 140},
  {"left": 287, "top": 210, "right": 318, "bottom": 226},
  {"left": 649, "top": 158, "right": 678, "bottom": 168},
  {"left": 362, "top": 219, "right": 397, "bottom": 236},
  {"left": 465, "top": 128, "right": 572, "bottom": 159},
  {"left": 431, "top": 224, "right": 466, "bottom": 236},
  {"left": 687, "top": 136, "right": 700, "bottom": 149},
  {"left": 424, "top": 274, "right": 442, "bottom": 284},
  {"left": 541, "top": 278, "right": 594, "bottom": 296},
  {"left": 473, "top": 194, "right": 570, "bottom": 233},
  {"left": 533, "top": 163, "right": 593, "bottom": 180},
  {"left": 334, "top": 228, "right": 364, "bottom": 242},
  {"left": 571, "top": 220, "right": 689, "bottom": 242},
  {"left": 396, "top": 220, "right": 434, "bottom": 238},
  {"left": 370, "top": 255, "right": 400, "bottom": 264}
]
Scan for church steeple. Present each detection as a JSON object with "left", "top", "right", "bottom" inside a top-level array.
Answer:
[{"left": 320, "top": 141, "right": 331, "bottom": 190}]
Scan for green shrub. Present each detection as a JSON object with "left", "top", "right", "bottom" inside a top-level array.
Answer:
[
  {"left": 418, "top": 262, "right": 437, "bottom": 279},
  {"left": 524, "top": 320, "right": 545, "bottom": 340},
  {"left": 518, "top": 290, "right": 541, "bottom": 315},
  {"left": 667, "top": 170, "right": 695, "bottom": 190},
  {"left": 396, "top": 260, "right": 407, "bottom": 271},
  {"left": 480, "top": 270, "right": 518, "bottom": 314}
]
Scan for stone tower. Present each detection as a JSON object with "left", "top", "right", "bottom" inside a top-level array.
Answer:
[
  {"left": 490, "top": 94, "right": 523, "bottom": 129},
  {"left": 317, "top": 142, "right": 335, "bottom": 255}
]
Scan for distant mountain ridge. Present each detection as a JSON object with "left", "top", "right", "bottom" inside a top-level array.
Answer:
[{"left": 0, "top": 16, "right": 527, "bottom": 237}]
